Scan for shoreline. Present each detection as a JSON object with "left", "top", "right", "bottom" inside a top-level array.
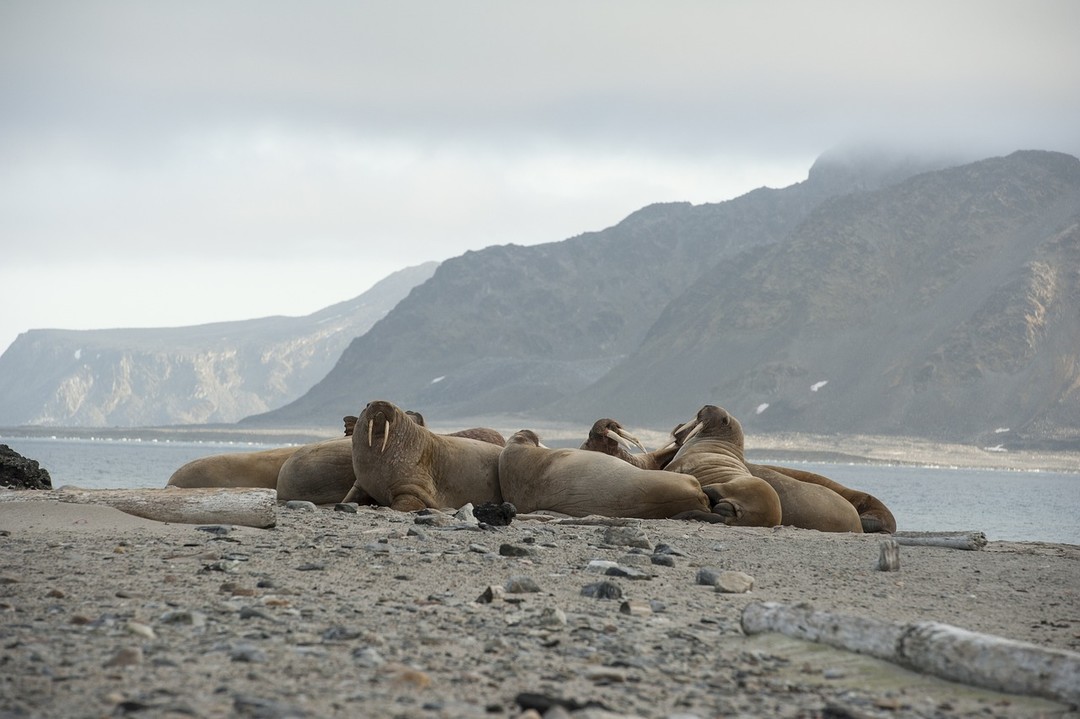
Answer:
[
  {"left": 4, "top": 424, "right": 1078, "bottom": 474},
  {"left": 1, "top": 500, "right": 1077, "bottom": 718}
]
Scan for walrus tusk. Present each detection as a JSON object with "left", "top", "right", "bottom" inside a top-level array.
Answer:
[
  {"left": 616, "top": 427, "right": 647, "bottom": 454},
  {"left": 679, "top": 421, "right": 704, "bottom": 444},
  {"left": 381, "top": 419, "right": 390, "bottom": 453},
  {"left": 367, "top": 418, "right": 374, "bottom": 448},
  {"left": 605, "top": 428, "right": 647, "bottom": 454},
  {"left": 342, "top": 485, "right": 360, "bottom": 504}
]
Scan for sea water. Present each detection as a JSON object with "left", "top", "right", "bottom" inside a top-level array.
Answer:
[{"left": 2, "top": 435, "right": 1078, "bottom": 545}]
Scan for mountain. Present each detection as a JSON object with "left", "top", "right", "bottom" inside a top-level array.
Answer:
[
  {"left": 561, "top": 151, "right": 1080, "bottom": 448},
  {"left": 247, "top": 148, "right": 995, "bottom": 433},
  {"left": 0, "top": 262, "right": 437, "bottom": 427}
]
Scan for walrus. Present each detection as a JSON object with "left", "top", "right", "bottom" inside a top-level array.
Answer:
[
  {"left": 167, "top": 445, "right": 299, "bottom": 490},
  {"left": 670, "top": 406, "right": 862, "bottom": 532},
  {"left": 276, "top": 436, "right": 363, "bottom": 505},
  {"left": 499, "top": 429, "right": 719, "bottom": 519},
  {"left": 748, "top": 463, "right": 896, "bottom": 533},
  {"left": 666, "top": 406, "right": 783, "bottom": 527},
  {"left": 579, "top": 418, "right": 678, "bottom": 470},
  {"left": 402, "top": 411, "right": 506, "bottom": 447},
  {"left": 342, "top": 400, "right": 503, "bottom": 511}
]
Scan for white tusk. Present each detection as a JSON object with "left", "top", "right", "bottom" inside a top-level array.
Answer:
[
  {"left": 367, "top": 419, "right": 374, "bottom": 448},
  {"left": 342, "top": 485, "right": 359, "bottom": 504},
  {"left": 617, "top": 427, "right": 648, "bottom": 454},
  {"left": 682, "top": 421, "right": 704, "bottom": 444},
  {"left": 381, "top": 419, "right": 390, "bottom": 453}
]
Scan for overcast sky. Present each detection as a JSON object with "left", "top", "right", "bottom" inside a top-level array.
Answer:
[{"left": 2, "top": 0, "right": 1078, "bottom": 355}]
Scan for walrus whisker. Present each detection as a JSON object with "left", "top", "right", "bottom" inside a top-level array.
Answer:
[{"left": 381, "top": 419, "right": 390, "bottom": 453}]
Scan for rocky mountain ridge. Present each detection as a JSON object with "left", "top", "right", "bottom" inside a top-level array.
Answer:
[{"left": 0, "top": 262, "right": 437, "bottom": 426}]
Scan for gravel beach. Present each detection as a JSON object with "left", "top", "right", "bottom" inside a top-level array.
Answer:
[{"left": 1, "top": 498, "right": 1078, "bottom": 719}]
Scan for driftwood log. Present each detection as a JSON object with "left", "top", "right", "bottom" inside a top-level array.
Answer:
[
  {"left": 741, "top": 601, "right": 1080, "bottom": 705},
  {"left": 893, "top": 530, "right": 988, "bottom": 550},
  {"left": 0, "top": 487, "right": 277, "bottom": 528}
]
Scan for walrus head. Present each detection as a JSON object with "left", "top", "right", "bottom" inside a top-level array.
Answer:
[
  {"left": 675, "top": 405, "right": 745, "bottom": 449},
  {"left": 508, "top": 429, "right": 544, "bottom": 447},
  {"left": 581, "top": 418, "right": 648, "bottom": 456}
]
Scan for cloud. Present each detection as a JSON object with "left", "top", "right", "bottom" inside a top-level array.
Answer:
[{"left": 1, "top": 0, "right": 1078, "bottom": 355}]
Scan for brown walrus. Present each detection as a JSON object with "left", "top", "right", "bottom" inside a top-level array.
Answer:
[
  {"left": 579, "top": 418, "right": 678, "bottom": 470},
  {"left": 666, "top": 406, "right": 783, "bottom": 527},
  {"left": 402, "top": 411, "right": 506, "bottom": 447},
  {"left": 342, "top": 399, "right": 503, "bottom": 511},
  {"left": 167, "top": 445, "right": 299, "bottom": 490},
  {"left": 670, "top": 406, "right": 862, "bottom": 532},
  {"left": 748, "top": 463, "right": 896, "bottom": 533},
  {"left": 276, "top": 436, "right": 361, "bottom": 505},
  {"left": 499, "top": 429, "right": 718, "bottom": 519}
]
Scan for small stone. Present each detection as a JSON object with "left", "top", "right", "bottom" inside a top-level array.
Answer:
[
  {"left": 159, "top": 610, "right": 207, "bottom": 628},
  {"left": 653, "top": 542, "right": 688, "bottom": 557},
  {"left": 196, "top": 525, "right": 232, "bottom": 535},
  {"left": 414, "top": 512, "right": 454, "bottom": 527},
  {"left": 379, "top": 662, "right": 431, "bottom": 688},
  {"left": 46, "top": 588, "right": 65, "bottom": 598},
  {"left": 473, "top": 501, "right": 516, "bottom": 526},
  {"left": 454, "top": 503, "right": 477, "bottom": 523},
  {"left": 714, "top": 570, "right": 755, "bottom": 594},
  {"left": 353, "top": 646, "right": 385, "bottom": 667},
  {"left": 586, "top": 559, "right": 620, "bottom": 573},
  {"left": 620, "top": 600, "right": 652, "bottom": 616},
  {"left": 696, "top": 568, "right": 721, "bottom": 586},
  {"left": 202, "top": 560, "right": 241, "bottom": 573},
  {"left": 580, "top": 582, "right": 623, "bottom": 600},
  {"left": 504, "top": 576, "right": 541, "bottom": 593},
  {"left": 295, "top": 562, "right": 326, "bottom": 571},
  {"left": 284, "top": 500, "right": 317, "bottom": 512},
  {"left": 477, "top": 585, "right": 506, "bottom": 603},
  {"left": 103, "top": 646, "right": 143, "bottom": 668},
  {"left": 334, "top": 502, "right": 359, "bottom": 513},
  {"left": 499, "top": 543, "right": 535, "bottom": 557},
  {"left": 650, "top": 554, "right": 676, "bottom": 567},
  {"left": 585, "top": 666, "right": 627, "bottom": 683},
  {"left": 604, "top": 565, "right": 652, "bottom": 580},
  {"left": 469, "top": 543, "right": 492, "bottom": 554},
  {"left": 534, "top": 606, "right": 567, "bottom": 628},
  {"left": 878, "top": 538, "right": 901, "bottom": 571},
  {"left": 230, "top": 644, "right": 268, "bottom": 663},
  {"left": 126, "top": 621, "right": 156, "bottom": 639},
  {"left": 602, "top": 525, "right": 652, "bottom": 549}
]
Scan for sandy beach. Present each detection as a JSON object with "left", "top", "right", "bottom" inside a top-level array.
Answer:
[{"left": 1, "top": 494, "right": 1078, "bottom": 719}]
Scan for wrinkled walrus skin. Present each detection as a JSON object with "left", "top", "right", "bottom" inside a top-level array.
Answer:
[
  {"left": 346, "top": 400, "right": 503, "bottom": 512},
  {"left": 669, "top": 405, "right": 862, "bottom": 532},
  {"left": 499, "top": 429, "right": 713, "bottom": 519},
  {"left": 277, "top": 436, "right": 360, "bottom": 505},
  {"left": 748, "top": 463, "right": 896, "bottom": 533},
  {"left": 167, "top": 445, "right": 298, "bottom": 490},
  {"left": 666, "top": 406, "right": 783, "bottom": 527}
]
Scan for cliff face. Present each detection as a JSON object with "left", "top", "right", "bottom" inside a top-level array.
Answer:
[
  {"left": 560, "top": 151, "right": 1080, "bottom": 447},
  {"left": 0, "top": 263, "right": 437, "bottom": 426}
]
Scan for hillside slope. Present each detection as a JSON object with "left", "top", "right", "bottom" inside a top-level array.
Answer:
[{"left": 0, "top": 263, "right": 437, "bottom": 426}]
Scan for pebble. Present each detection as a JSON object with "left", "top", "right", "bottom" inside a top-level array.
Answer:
[
  {"left": 581, "top": 582, "right": 623, "bottom": 600},
  {"left": 714, "top": 571, "right": 755, "bottom": 594},
  {"left": 603, "top": 525, "right": 652, "bottom": 549},
  {"left": 103, "top": 646, "right": 143, "bottom": 668},
  {"left": 504, "top": 576, "right": 541, "bottom": 593},
  {"left": 334, "top": 502, "right": 359, "bottom": 513},
  {"left": 283, "top": 500, "right": 317, "bottom": 512},
  {"left": 499, "top": 543, "right": 536, "bottom": 557},
  {"left": 126, "top": 620, "right": 156, "bottom": 639}
]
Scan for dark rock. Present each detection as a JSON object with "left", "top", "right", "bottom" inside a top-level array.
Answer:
[
  {"left": 580, "top": 581, "right": 623, "bottom": 600},
  {"left": 474, "top": 501, "right": 517, "bottom": 526},
  {"left": 0, "top": 444, "right": 52, "bottom": 490}
]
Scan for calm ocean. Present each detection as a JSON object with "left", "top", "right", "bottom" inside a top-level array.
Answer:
[{"left": 3, "top": 435, "right": 1078, "bottom": 545}]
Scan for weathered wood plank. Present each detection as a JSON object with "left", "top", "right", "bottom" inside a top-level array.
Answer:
[{"left": 0, "top": 487, "right": 277, "bottom": 528}]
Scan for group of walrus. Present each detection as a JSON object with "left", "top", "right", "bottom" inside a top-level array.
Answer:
[{"left": 168, "top": 401, "right": 896, "bottom": 534}]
